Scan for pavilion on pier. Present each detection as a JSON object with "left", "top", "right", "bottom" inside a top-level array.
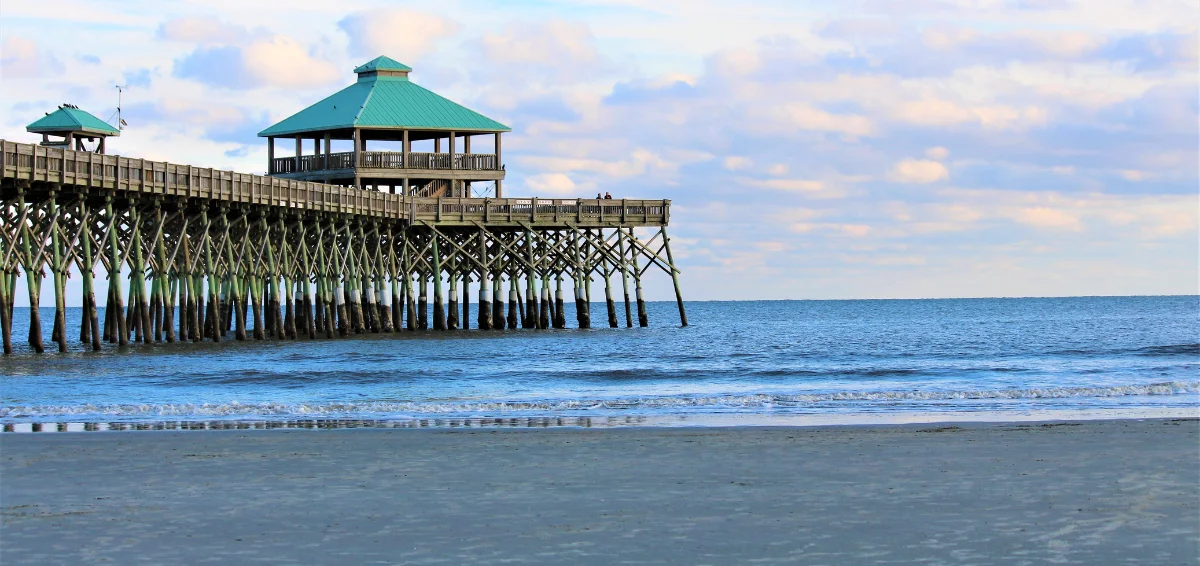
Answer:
[
  {"left": 27, "top": 104, "right": 120, "bottom": 154},
  {"left": 259, "top": 56, "right": 510, "bottom": 197}
]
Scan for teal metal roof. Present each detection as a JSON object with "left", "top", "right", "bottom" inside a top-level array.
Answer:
[
  {"left": 353, "top": 56, "right": 412, "bottom": 73},
  {"left": 27, "top": 105, "right": 120, "bottom": 136},
  {"left": 259, "top": 58, "right": 509, "bottom": 137}
]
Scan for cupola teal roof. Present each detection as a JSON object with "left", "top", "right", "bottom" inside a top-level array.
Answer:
[
  {"left": 27, "top": 105, "right": 120, "bottom": 136},
  {"left": 353, "top": 56, "right": 412, "bottom": 74},
  {"left": 258, "top": 57, "right": 510, "bottom": 137}
]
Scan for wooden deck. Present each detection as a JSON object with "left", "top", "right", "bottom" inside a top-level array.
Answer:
[{"left": 0, "top": 140, "right": 668, "bottom": 228}]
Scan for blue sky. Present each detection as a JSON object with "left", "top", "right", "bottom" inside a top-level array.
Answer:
[{"left": 1, "top": 0, "right": 1196, "bottom": 300}]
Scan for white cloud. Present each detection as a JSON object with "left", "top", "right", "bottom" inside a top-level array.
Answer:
[
  {"left": 888, "top": 98, "right": 1048, "bottom": 130},
  {"left": 525, "top": 173, "right": 577, "bottom": 195},
  {"left": 925, "top": 146, "right": 949, "bottom": 160},
  {"left": 475, "top": 20, "right": 604, "bottom": 82},
  {"left": 1012, "top": 207, "right": 1083, "bottom": 231},
  {"left": 723, "top": 156, "right": 752, "bottom": 171},
  {"left": 241, "top": 37, "right": 339, "bottom": 88},
  {"left": 889, "top": 159, "right": 949, "bottom": 184},
  {"left": 157, "top": 16, "right": 246, "bottom": 44},
  {"left": 1, "top": 37, "right": 63, "bottom": 78},
  {"left": 338, "top": 9, "right": 460, "bottom": 62},
  {"left": 782, "top": 104, "right": 874, "bottom": 137}
]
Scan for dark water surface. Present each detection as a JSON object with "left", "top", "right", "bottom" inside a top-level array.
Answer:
[{"left": 1, "top": 297, "right": 1196, "bottom": 423}]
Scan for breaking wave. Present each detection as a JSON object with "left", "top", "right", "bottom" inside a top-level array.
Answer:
[{"left": 3, "top": 381, "right": 1196, "bottom": 420}]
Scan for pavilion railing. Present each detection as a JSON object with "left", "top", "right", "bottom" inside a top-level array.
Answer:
[{"left": 271, "top": 151, "right": 502, "bottom": 174}]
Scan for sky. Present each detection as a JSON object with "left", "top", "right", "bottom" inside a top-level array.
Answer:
[{"left": 1, "top": 0, "right": 1197, "bottom": 301}]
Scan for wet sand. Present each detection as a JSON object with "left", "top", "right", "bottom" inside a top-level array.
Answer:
[{"left": 2, "top": 418, "right": 1197, "bottom": 564}]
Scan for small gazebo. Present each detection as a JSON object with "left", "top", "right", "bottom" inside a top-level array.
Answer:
[
  {"left": 27, "top": 104, "right": 120, "bottom": 153},
  {"left": 259, "top": 56, "right": 511, "bottom": 197}
]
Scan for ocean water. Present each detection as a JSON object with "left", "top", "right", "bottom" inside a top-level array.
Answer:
[{"left": 1, "top": 297, "right": 1197, "bottom": 425}]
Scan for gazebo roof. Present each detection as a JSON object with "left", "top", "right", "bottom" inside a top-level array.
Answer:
[
  {"left": 259, "top": 57, "right": 510, "bottom": 137},
  {"left": 27, "top": 105, "right": 120, "bottom": 137}
]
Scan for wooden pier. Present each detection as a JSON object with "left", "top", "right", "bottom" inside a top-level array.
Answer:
[
  {"left": 0, "top": 56, "right": 686, "bottom": 355},
  {"left": 0, "top": 140, "right": 685, "bottom": 354}
]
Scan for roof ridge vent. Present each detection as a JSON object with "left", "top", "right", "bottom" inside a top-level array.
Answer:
[{"left": 354, "top": 55, "right": 412, "bottom": 81}]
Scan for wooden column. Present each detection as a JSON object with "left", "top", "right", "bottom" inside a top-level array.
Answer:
[
  {"left": 402, "top": 130, "right": 410, "bottom": 166},
  {"left": 267, "top": 137, "right": 274, "bottom": 173},
  {"left": 352, "top": 128, "right": 361, "bottom": 189},
  {"left": 449, "top": 131, "right": 457, "bottom": 197},
  {"left": 495, "top": 132, "right": 503, "bottom": 198},
  {"left": 294, "top": 136, "right": 301, "bottom": 173}
]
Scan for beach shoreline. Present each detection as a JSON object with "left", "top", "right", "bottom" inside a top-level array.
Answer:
[
  {"left": 2, "top": 417, "right": 1196, "bottom": 564},
  {"left": 3, "top": 406, "right": 1195, "bottom": 432}
]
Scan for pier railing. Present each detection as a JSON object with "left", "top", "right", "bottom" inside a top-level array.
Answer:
[
  {"left": 270, "top": 151, "right": 501, "bottom": 174},
  {"left": 1, "top": 140, "right": 669, "bottom": 227},
  {"left": 3, "top": 140, "right": 405, "bottom": 220},
  {"left": 410, "top": 197, "right": 668, "bottom": 225}
]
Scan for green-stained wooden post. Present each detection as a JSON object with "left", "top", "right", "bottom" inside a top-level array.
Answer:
[
  {"left": 571, "top": 230, "right": 589, "bottom": 329},
  {"left": 660, "top": 227, "right": 688, "bottom": 327},
  {"left": 507, "top": 276, "right": 518, "bottom": 329},
  {"left": 314, "top": 221, "right": 329, "bottom": 338},
  {"left": 250, "top": 275, "right": 265, "bottom": 340},
  {"left": 48, "top": 190, "right": 69, "bottom": 352},
  {"left": 201, "top": 209, "right": 220, "bottom": 342},
  {"left": 389, "top": 238, "right": 402, "bottom": 332},
  {"left": 418, "top": 274, "right": 429, "bottom": 330},
  {"left": 105, "top": 200, "right": 127, "bottom": 345},
  {"left": 177, "top": 240, "right": 190, "bottom": 342},
  {"left": 447, "top": 268, "right": 459, "bottom": 330},
  {"left": 539, "top": 271, "right": 551, "bottom": 330},
  {"left": 132, "top": 208, "right": 153, "bottom": 343},
  {"left": 150, "top": 269, "right": 161, "bottom": 342},
  {"left": 261, "top": 217, "right": 281, "bottom": 339},
  {"left": 403, "top": 243, "right": 417, "bottom": 332},
  {"left": 154, "top": 211, "right": 176, "bottom": 343},
  {"left": 348, "top": 223, "right": 365, "bottom": 334},
  {"left": 515, "top": 276, "right": 526, "bottom": 327},
  {"left": 492, "top": 275, "right": 504, "bottom": 331},
  {"left": 553, "top": 273, "right": 566, "bottom": 329},
  {"left": 299, "top": 223, "right": 317, "bottom": 339},
  {"left": 627, "top": 228, "right": 648, "bottom": 327},
  {"left": 333, "top": 224, "right": 349, "bottom": 337},
  {"left": 0, "top": 266, "right": 11, "bottom": 354},
  {"left": 221, "top": 215, "right": 247, "bottom": 341},
  {"left": 525, "top": 232, "right": 537, "bottom": 329},
  {"left": 616, "top": 228, "right": 633, "bottom": 328},
  {"left": 283, "top": 265, "right": 295, "bottom": 339},
  {"left": 604, "top": 268, "right": 618, "bottom": 328},
  {"left": 183, "top": 236, "right": 201, "bottom": 342},
  {"left": 17, "top": 191, "right": 45, "bottom": 353},
  {"left": 432, "top": 236, "right": 446, "bottom": 330},
  {"left": 460, "top": 269, "right": 470, "bottom": 330},
  {"left": 477, "top": 228, "right": 491, "bottom": 330}
]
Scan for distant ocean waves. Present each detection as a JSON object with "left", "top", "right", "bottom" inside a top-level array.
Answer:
[{"left": 3, "top": 381, "right": 1196, "bottom": 421}]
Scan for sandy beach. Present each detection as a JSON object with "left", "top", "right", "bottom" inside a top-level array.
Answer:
[{"left": 2, "top": 418, "right": 1197, "bottom": 564}]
